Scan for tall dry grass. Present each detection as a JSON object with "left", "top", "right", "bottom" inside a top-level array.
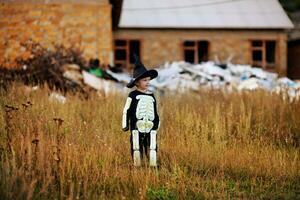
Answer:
[{"left": 0, "top": 84, "right": 299, "bottom": 199}]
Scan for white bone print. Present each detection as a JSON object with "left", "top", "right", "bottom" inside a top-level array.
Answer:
[
  {"left": 136, "top": 95, "right": 155, "bottom": 120},
  {"left": 135, "top": 95, "right": 155, "bottom": 133}
]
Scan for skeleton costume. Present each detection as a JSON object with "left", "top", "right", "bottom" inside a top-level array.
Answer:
[{"left": 122, "top": 55, "right": 160, "bottom": 167}]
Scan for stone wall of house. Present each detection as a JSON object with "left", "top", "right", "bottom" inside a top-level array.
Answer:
[
  {"left": 0, "top": 0, "right": 113, "bottom": 68},
  {"left": 114, "top": 29, "right": 288, "bottom": 76}
]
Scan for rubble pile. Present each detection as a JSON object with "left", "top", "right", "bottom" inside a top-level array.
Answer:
[{"left": 108, "top": 61, "right": 300, "bottom": 99}]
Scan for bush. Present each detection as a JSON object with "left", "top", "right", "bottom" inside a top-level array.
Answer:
[{"left": 0, "top": 40, "right": 86, "bottom": 94}]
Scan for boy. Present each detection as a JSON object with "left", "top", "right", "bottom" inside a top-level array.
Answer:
[{"left": 122, "top": 55, "right": 160, "bottom": 167}]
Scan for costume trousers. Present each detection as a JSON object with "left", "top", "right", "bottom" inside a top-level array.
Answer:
[{"left": 130, "top": 131, "right": 157, "bottom": 159}]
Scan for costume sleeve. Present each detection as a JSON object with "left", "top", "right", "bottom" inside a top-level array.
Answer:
[
  {"left": 152, "top": 95, "right": 160, "bottom": 131},
  {"left": 122, "top": 94, "right": 132, "bottom": 131}
]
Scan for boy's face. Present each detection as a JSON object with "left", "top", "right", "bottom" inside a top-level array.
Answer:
[{"left": 136, "top": 76, "right": 151, "bottom": 91}]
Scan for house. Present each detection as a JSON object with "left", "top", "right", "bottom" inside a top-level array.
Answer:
[
  {"left": 0, "top": 0, "right": 122, "bottom": 67},
  {"left": 0, "top": 0, "right": 294, "bottom": 77},
  {"left": 288, "top": 11, "right": 300, "bottom": 79},
  {"left": 114, "top": 0, "right": 294, "bottom": 76}
]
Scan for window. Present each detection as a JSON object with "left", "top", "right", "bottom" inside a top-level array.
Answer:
[
  {"left": 251, "top": 40, "right": 276, "bottom": 69},
  {"left": 183, "top": 40, "right": 209, "bottom": 64},
  {"left": 114, "top": 39, "right": 141, "bottom": 71}
]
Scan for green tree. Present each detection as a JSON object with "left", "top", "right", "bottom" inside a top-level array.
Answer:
[{"left": 279, "top": 0, "right": 300, "bottom": 13}]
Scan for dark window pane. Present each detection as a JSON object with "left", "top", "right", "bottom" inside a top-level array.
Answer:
[
  {"left": 198, "top": 41, "right": 209, "bottom": 62},
  {"left": 129, "top": 40, "right": 140, "bottom": 64},
  {"left": 184, "top": 50, "right": 195, "bottom": 63},
  {"left": 184, "top": 41, "right": 196, "bottom": 47},
  {"left": 266, "top": 41, "right": 276, "bottom": 64},
  {"left": 115, "top": 40, "right": 127, "bottom": 46},
  {"left": 252, "top": 50, "right": 262, "bottom": 61},
  {"left": 252, "top": 40, "right": 263, "bottom": 47},
  {"left": 115, "top": 49, "right": 126, "bottom": 60}
]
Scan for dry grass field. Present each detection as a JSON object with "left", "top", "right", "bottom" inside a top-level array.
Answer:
[{"left": 0, "top": 84, "right": 299, "bottom": 199}]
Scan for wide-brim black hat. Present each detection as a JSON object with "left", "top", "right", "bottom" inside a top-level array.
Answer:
[{"left": 127, "top": 54, "right": 158, "bottom": 88}]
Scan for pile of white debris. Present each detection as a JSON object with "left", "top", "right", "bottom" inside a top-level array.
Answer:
[{"left": 107, "top": 61, "right": 300, "bottom": 99}]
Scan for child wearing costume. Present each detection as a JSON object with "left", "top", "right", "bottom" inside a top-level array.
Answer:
[{"left": 122, "top": 55, "right": 160, "bottom": 167}]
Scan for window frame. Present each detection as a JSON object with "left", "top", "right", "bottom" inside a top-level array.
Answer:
[
  {"left": 250, "top": 39, "right": 277, "bottom": 70},
  {"left": 114, "top": 38, "right": 142, "bottom": 71},
  {"left": 181, "top": 40, "right": 210, "bottom": 64}
]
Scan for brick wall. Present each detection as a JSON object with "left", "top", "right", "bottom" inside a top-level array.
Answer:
[
  {"left": 114, "top": 29, "right": 288, "bottom": 76},
  {"left": 0, "top": 0, "right": 113, "bottom": 68}
]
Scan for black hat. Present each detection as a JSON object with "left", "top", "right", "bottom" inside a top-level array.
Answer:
[{"left": 127, "top": 54, "right": 158, "bottom": 88}]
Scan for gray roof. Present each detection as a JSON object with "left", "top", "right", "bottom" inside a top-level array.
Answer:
[{"left": 119, "top": 0, "right": 294, "bottom": 29}]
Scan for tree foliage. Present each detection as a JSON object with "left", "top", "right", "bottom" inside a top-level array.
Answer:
[{"left": 279, "top": 0, "right": 300, "bottom": 13}]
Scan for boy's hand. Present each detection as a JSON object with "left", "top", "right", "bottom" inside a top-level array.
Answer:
[{"left": 122, "top": 127, "right": 129, "bottom": 132}]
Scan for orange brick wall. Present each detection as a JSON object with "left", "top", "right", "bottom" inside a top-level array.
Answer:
[
  {"left": 114, "top": 29, "right": 288, "bottom": 76},
  {"left": 0, "top": 0, "right": 113, "bottom": 67}
]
